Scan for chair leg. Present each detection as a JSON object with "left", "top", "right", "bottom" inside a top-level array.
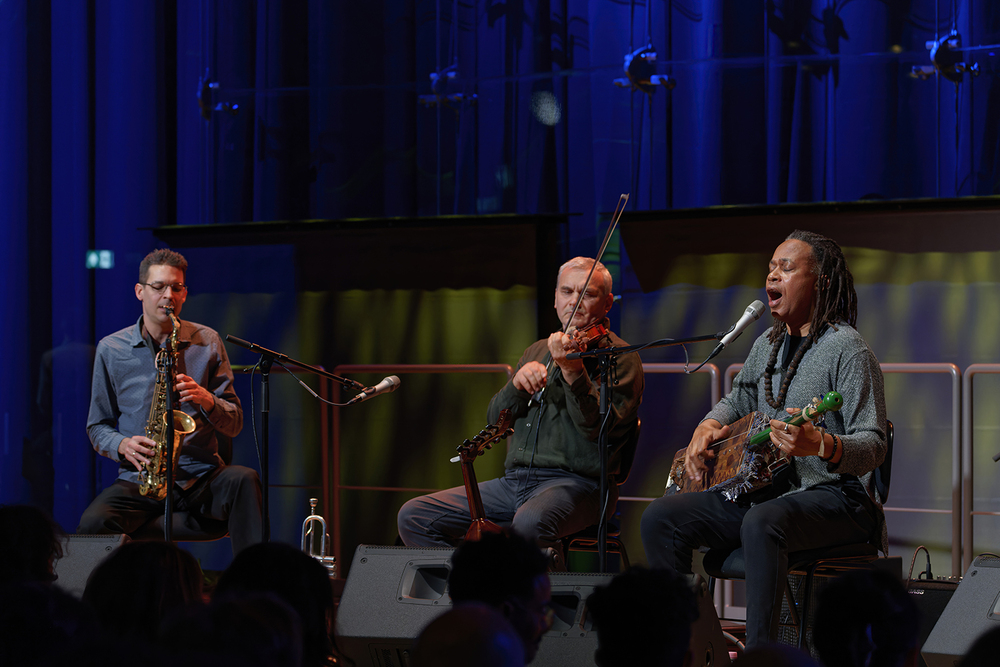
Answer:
[
  {"left": 565, "top": 537, "right": 630, "bottom": 572},
  {"left": 782, "top": 577, "right": 801, "bottom": 645},
  {"left": 798, "top": 562, "right": 823, "bottom": 650},
  {"left": 607, "top": 537, "right": 630, "bottom": 569}
]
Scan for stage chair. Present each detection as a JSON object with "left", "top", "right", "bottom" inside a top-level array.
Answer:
[
  {"left": 561, "top": 419, "right": 641, "bottom": 570},
  {"left": 702, "top": 420, "right": 894, "bottom": 649},
  {"left": 130, "top": 435, "right": 234, "bottom": 543}
]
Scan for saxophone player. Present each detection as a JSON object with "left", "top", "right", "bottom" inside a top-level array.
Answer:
[{"left": 78, "top": 249, "right": 262, "bottom": 554}]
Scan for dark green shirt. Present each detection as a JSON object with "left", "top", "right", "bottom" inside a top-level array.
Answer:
[{"left": 487, "top": 325, "right": 643, "bottom": 479}]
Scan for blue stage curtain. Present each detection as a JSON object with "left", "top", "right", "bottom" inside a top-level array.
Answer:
[{"left": 0, "top": 0, "right": 32, "bottom": 505}]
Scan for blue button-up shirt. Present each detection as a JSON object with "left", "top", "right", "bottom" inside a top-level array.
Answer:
[{"left": 87, "top": 315, "right": 243, "bottom": 488}]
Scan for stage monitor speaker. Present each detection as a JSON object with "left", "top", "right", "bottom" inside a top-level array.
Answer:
[
  {"left": 907, "top": 578, "right": 958, "bottom": 667},
  {"left": 52, "top": 534, "right": 130, "bottom": 598},
  {"left": 690, "top": 575, "right": 732, "bottom": 667},
  {"left": 335, "top": 545, "right": 454, "bottom": 667},
  {"left": 335, "top": 545, "right": 729, "bottom": 667},
  {"left": 528, "top": 571, "right": 613, "bottom": 667},
  {"left": 922, "top": 555, "right": 1000, "bottom": 667}
]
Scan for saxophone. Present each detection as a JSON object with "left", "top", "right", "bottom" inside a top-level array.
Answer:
[{"left": 139, "top": 308, "right": 197, "bottom": 500}]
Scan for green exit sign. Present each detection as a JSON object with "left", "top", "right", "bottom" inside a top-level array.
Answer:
[{"left": 85, "top": 250, "right": 114, "bottom": 269}]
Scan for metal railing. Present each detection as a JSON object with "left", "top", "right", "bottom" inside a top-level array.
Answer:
[
  {"left": 617, "top": 363, "right": 720, "bottom": 503},
  {"left": 233, "top": 363, "right": 335, "bottom": 534},
  {"left": 326, "top": 362, "right": 716, "bottom": 568},
  {"left": 962, "top": 364, "right": 1000, "bottom": 573},
  {"left": 320, "top": 360, "right": 990, "bottom": 581},
  {"left": 329, "top": 364, "right": 514, "bottom": 570},
  {"left": 725, "top": 362, "right": 963, "bottom": 576},
  {"left": 882, "top": 363, "right": 962, "bottom": 576}
]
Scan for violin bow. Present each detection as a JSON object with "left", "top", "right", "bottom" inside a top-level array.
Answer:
[{"left": 531, "top": 193, "right": 630, "bottom": 406}]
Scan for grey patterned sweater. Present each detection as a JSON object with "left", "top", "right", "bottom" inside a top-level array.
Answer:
[{"left": 705, "top": 322, "right": 887, "bottom": 548}]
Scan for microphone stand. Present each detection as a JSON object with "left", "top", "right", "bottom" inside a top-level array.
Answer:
[
  {"left": 225, "top": 334, "right": 362, "bottom": 544},
  {"left": 568, "top": 331, "right": 724, "bottom": 573}
]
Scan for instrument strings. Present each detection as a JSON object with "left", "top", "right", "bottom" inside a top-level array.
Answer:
[
  {"left": 706, "top": 428, "right": 753, "bottom": 452},
  {"left": 705, "top": 411, "right": 806, "bottom": 453}
]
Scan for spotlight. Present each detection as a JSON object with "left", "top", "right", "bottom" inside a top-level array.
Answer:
[
  {"left": 613, "top": 44, "right": 676, "bottom": 93},
  {"left": 530, "top": 91, "right": 562, "bottom": 126},
  {"left": 911, "top": 31, "right": 979, "bottom": 83},
  {"left": 418, "top": 64, "right": 478, "bottom": 109},
  {"left": 197, "top": 69, "right": 239, "bottom": 120}
]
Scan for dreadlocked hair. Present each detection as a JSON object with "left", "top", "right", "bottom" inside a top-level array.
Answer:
[
  {"left": 766, "top": 229, "right": 858, "bottom": 344},
  {"left": 763, "top": 230, "right": 858, "bottom": 409}
]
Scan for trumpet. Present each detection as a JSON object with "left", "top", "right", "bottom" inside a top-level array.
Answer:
[{"left": 301, "top": 498, "right": 336, "bottom": 578}]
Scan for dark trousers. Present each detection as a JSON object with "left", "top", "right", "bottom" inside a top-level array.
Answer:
[
  {"left": 78, "top": 465, "right": 263, "bottom": 555},
  {"left": 640, "top": 482, "right": 878, "bottom": 648}
]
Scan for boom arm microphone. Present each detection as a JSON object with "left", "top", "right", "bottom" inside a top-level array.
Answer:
[
  {"left": 708, "top": 300, "right": 766, "bottom": 359},
  {"left": 346, "top": 376, "right": 401, "bottom": 405}
]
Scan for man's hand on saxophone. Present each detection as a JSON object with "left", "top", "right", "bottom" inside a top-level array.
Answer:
[
  {"left": 175, "top": 373, "right": 216, "bottom": 412},
  {"left": 78, "top": 249, "right": 262, "bottom": 555},
  {"left": 118, "top": 435, "right": 155, "bottom": 470}
]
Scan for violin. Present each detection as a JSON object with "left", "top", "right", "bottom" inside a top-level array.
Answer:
[{"left": 567, "top": 320, "right": 610, "bottom": 351}]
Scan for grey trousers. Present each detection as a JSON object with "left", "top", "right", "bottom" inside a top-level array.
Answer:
[{"left": 397, "top": 467, "right": 609, "bottom": 549}]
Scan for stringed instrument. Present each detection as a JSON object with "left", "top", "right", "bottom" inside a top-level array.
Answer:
[
  {"left": 454, "top": 409, "right": 515, "bottom": 541},
  {"left": 664, "top": 391, "right": 844, "bottom": 503}
]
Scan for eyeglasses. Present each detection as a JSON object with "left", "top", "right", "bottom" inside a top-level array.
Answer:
[{"left": 141, "top": 282, "right": 187, "bottom": 294}]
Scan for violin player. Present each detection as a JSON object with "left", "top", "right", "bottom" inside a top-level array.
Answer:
[
  {"left": 640, "top": 231, "right": 887, "bottom": 648},
  {"left": 397, "top": 257, "right": 644, "bottom": 567}
]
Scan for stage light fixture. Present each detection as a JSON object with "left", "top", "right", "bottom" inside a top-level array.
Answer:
[
  {"left": 197, "top": 69, "right": 238, "bottom": 120},
  {"left": 417, "top": 64, "right": 478, "bottom": 109},
  {"left": 911, "top": 31, "right": 979, "bottom": 83},
  {"left": 613, "top": 44, "right": 675, "bottom": 93}
]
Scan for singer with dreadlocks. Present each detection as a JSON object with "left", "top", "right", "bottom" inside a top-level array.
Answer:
[{"left": 640, "top": 230, "right": 887, "bottom": 648}]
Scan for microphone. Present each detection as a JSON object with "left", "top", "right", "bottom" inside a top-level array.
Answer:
[
  {"left": 346, "top": 376, "right": 401, "bottom": 405},
  {"left": 719, "top": 300, "right": 766, "bottom": 348},
  {"left": 708, "top": 300, "right": 765, "bottom": 359}
]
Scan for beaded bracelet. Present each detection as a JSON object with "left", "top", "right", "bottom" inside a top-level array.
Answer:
[{"left": 821, "top": 434, "right": 840, "bottom": 462}]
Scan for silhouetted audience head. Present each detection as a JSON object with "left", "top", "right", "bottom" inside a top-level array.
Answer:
[
  {"left": 214, "top": 541, "right": 335, "bottom": 667},
  {"left": 412, "top": 602, "right": 525, "bottom": 667},
  {"left": 449, "top": 531, "right": 551, "bottom": 664},
  {"left": 813, "top": 569, "right": 921, "bottom": 667},
  {"left": 733, "top": 643, "right": 819, "bottom": 667},
  {"left": 159, "top": 590, "right": 304, "bottom": 667},
  {"left": 958, "top": 625, "right": 1000, "bottom": 667},
  {"left": 587, "top": 566, "right": 699, "bottom": 667},
  {"left": 82, "top": 540, "right": 203, "bottom": 645},
  {"left": 0, "top": 504, "right": 64, "bottom": 585},
  {"left": 0, "top": 581, "right": 106, "bottom": 666}
]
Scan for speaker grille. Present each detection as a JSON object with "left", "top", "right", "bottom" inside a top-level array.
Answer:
[
  {"left": 777, "top": 571, "right": 817, "bottom": 654},
  {"left": 52, "top": 534, "right": 130, "bottom": 598},
  {"left": 972, "top": 554, "right": 1000, "bottom": 569}
]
